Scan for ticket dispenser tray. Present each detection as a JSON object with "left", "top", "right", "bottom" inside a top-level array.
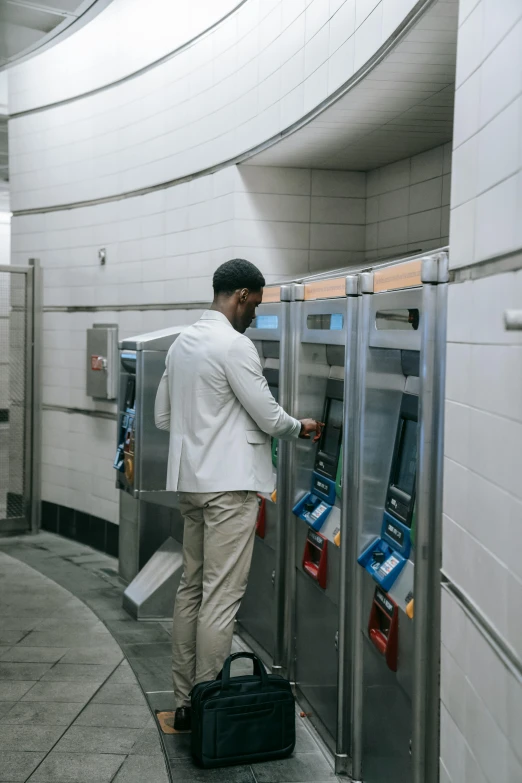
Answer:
[
  {"left": 123, "top": 536, "right": 184, "bottom": 621},
  {"left": 358, "top": 514, "right": 411, "bottom": 591},
  {"left": 368, "top": 587, "right": 399, "bottom": 671},
  {"left": 302, "top": 529, "right": 328, "bottom": 589},
  {"left": 293, "top": 490, "right": 333, "bottom": 531}
]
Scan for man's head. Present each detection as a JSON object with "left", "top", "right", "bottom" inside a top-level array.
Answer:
[{"left": 212, "top": 259, "right": 265, "bottom": 333}]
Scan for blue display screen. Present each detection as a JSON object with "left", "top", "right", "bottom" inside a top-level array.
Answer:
[
  {"left": 254, "top": 315, "right": 279, "bottom": 329},
  {"left": 330, "top": 314, "right": 343, "bottom": 330}
]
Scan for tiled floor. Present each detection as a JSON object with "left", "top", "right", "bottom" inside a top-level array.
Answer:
[
  {"left": 0, "top": 532, "right": 342, "bottom": 783},
  {"left": 0, "top": 543, "right": 167, "bottom": 783}
]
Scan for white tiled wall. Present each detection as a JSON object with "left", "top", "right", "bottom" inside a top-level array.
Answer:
[
  {"left": 8, "top": 0, "right": 421, "bottom": 210},
  {"left": 236, "top": 166, "right": 367, "bottom": 273},
  {"left": 17, "top": 151, "right": 448, "bottom": 523},
  {"left": 443, "top": 2, "right": 522, "bottom": 779},
  {"left": 11, "top": 165, "right": 368, "bottom": 308},
  {"left": 8, "top": 0, "right": 241, "bottom": 110},
  {"left": 443, "top": 271, "right": 522, "bottom": 783},
  {"left": 450, "top": 0, "right": 522, "bottom": 269},
  {"left": 40, "top": 310, "right": 203, "bottom": 524},
  {"left": 13, "top": 163, "right": 371, "bottom": 522},
  {"left": 440, "top": 590, "right": 522, "bottom": 783},
  {"left": 365, "top": 143, "right": 451, "bottom": 261}
]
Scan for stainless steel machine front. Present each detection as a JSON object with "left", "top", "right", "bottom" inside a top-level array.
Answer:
[
  {"left": 347, "top": 253, "right": 448, "bottom": 783},
  {"left": 115, "top": 326, "right": 187, "bottom": 607},
  {"left": 288, "top": 289, "right": 348, "bottom": 750},
  {"left": 237, "top": 287, "right": 289, "bottom": 668},
  {"left": 232, "top": 253, "right": 447, "bottom": 783}
]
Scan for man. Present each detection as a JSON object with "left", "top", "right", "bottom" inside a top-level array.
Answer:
[{"left": 155, "top": 258, "right": 322, "bottom": 731}]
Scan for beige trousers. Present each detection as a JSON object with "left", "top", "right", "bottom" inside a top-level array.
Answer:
[{"left": 171, "top": 490, "right": 258, "bottom": 707}]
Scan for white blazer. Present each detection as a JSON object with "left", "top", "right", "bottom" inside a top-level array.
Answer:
[{"left": 154, "top": 310, "right": 301, "bottom": 493}]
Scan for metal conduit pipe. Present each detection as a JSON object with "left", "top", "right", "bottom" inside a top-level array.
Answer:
[
  {"left": 335, "top": 275, "right": 361, "bottom": 777},
  {"left": 349, "top": 271, "right": 375, "bottom": 781}
]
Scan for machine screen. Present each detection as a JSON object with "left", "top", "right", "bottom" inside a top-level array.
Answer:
[
  {"left": 124, "top": 376, "right": 136, "bottom": 411},
  {"left": 321, "top": 398, "right": 343, "bottom": 457},
  {"left": 395, "top": 418, "right": 417, "bottom": 496},
  {"left": 254, "top": 315, "right": 279, "bottom": 329}
]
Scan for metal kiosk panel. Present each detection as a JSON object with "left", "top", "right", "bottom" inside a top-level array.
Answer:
[
  {"left": 237, "top": 288, "right": 285, "bottom": 667},
  {"left": 289, "top": 280, "right": 351, "bottom": 751},
  {"left": 348, "top": 253, "right": 447, "bottom": 783},
  {"left": 115, "top": 325, "right": 189, "bottom": 620}
]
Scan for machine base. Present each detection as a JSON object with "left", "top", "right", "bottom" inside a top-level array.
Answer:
[{"left": 122, "top": 536, "right": 183, "bottom": 621}]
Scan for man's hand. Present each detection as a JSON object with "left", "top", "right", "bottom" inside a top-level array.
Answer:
[{"left": 299, "top": 419, "right": 324, "bottom": 442}]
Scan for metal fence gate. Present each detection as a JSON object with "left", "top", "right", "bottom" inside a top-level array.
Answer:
[{"left": 0, "top": 260, "right": 41, "bottom": 535}]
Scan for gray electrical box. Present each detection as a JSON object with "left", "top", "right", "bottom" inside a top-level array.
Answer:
[{"left": 86, "top": 323, "right": 118, "bottom": 400}]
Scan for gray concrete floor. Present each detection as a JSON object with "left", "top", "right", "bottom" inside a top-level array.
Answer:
[
  {"left": 0, "top": 541, "right": 167, "bottom": 783},
  {"left": 0, "top": 532, "right": 342, "bottom": 783}
]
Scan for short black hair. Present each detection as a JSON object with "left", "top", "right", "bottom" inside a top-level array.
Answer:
[{"left": 213, "top": 259, "right": 265, "bottom": 296}]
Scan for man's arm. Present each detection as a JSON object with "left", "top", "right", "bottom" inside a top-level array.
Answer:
[
  {"left": 154, "top": 366, "right": 171, "bottom": 431},
  {"left": 225, "top": 337, "right": 301, "bottom": 440}
]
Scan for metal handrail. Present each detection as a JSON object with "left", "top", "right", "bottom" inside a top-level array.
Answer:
[{"left": 442, "top": 574, "right": 522, "bottom": 684}]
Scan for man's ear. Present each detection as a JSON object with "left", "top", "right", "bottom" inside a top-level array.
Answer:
[{"left": 239, "top": 288, "right": 249, "bottom": 303}]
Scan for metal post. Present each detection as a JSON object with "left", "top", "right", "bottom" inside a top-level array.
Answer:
[
  {"left": 412, "top": 255, "right": 446, "bottom": 783},
  {"left": 426, "top": 254, "right": 448, "bottom": 782},
  {"left": 272, "top": 284, "right": 297, "bottom": 675},
  {"left": 282, "top": 284, "right": 304, "bottom": 681},
  {"left": 349, "top": 271, "right": 374, "bottom": 782},
  {"left": 335, "top": 275, "right": 361, "bottom": 777},
  {"left": 28, "top": 258, "right": 42, "bottom": 534}
]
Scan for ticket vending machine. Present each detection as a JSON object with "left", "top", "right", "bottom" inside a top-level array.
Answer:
[
  {"left": 115, "top": 326, "right": 188, "bottom": 619},
  {"left": 288, "top": 279, "right": 351, "bottom": 749},
  {"left": 347, "top": 253, "right": 447, "bottom": 783},
  {"left": 237, "top": 286, "right": 287, "bottom": 665}
]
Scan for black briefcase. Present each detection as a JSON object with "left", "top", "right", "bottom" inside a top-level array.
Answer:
[{"left": 191, "top": 651, "right": 295, "bottom": 768}]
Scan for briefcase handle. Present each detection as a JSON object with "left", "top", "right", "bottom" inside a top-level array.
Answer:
[{"left": 219, "top": 652, "right": 269, "bottom": 689}]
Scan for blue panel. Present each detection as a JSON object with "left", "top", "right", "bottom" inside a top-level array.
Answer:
[
  {"left": 381, "top": 512, "right": 411, "bottom": 558},
  {"left": 254, "top": 315, "right": 279, "bottom": 329},
  {"left": 330, "top": 313, "right": 343, "bottom": 330},
  {"left": 311, "top": 472, "right": 337, "bottom": 504},
  {"left": 292, "top": 492, "right": 333, "bottom": 531},
  {"left": 357, "top": 512, "right": 412, "bottom": 591},
  {"left": 357, "top": 539, "right": 407, "bottom": 592}
]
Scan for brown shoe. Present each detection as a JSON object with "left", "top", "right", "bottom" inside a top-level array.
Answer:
[{"left": 173, "top": 706, "right": 191, "bottom": 732}]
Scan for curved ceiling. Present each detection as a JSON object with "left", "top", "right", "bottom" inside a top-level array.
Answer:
[
  {"left": 247, "top": 0, "right": 457, "bottom": 172},
  {"left": 0, "top": 0, "right": 111, "bottom": 68},
  {"left": 8, "top": 0, "right": 245, "bottom": 111},
  {"left": 0, "top": 0, "right": 110, "bottom": 189}
]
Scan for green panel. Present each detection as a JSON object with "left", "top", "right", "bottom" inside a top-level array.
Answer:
[
  {"left": 335, "top": 447, "right": 342, "bottom": 499},
  {"left": 272, "top": 438, "right": 278, "bottom": 468}
]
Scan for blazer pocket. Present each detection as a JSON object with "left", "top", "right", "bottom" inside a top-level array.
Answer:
[{"left": 245, "top": 430, "right": 268, "bottom": 445}]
